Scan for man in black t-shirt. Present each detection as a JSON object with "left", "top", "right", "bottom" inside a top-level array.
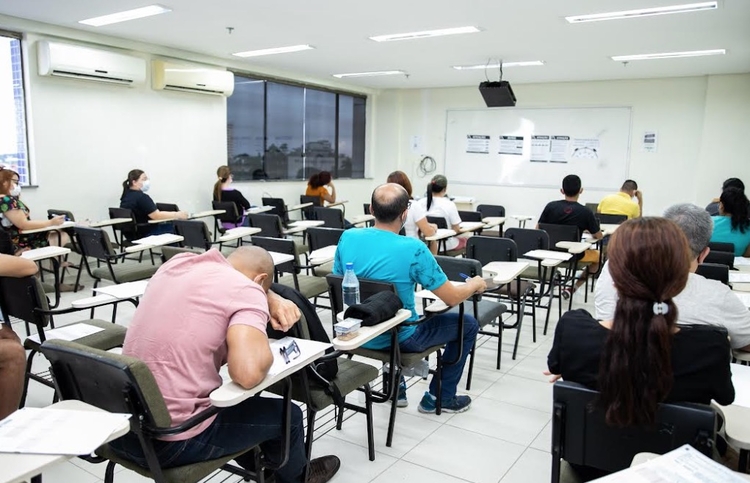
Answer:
[{"left": 537, "top": 175, "right": 603, "bottom": 298}]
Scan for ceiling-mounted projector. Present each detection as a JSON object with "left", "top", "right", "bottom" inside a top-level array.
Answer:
[{"left": 479, "top": 80, "right": 516, "bottom": 107}]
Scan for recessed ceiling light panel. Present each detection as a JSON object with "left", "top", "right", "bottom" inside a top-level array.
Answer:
[
  {"left": 332, "top": 70, "right": 406, "bottom": 78},
  {"left": 79, "top": 5, "right": 171, "bottom": 27},
  {"left": 453, "top": 61, "right": 545, "bottom": 70},
  {"left": 370, "top": 26, "right": 480, "bottom": 42},
  {"left": 232, "top": 45, "right": 314, "bottom": 58},
  {"left": 611, "top": 49, "right": 726, "bottom": 61},
  {"left": 566, "top": 1, "right": 717, "bottom": 23}
]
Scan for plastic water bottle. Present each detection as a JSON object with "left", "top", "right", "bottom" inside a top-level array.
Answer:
[{"left": 342, "top": 262, "right": 360, "bottom": 311}]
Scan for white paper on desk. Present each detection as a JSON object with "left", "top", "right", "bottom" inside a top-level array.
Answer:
[
  {"left": 27, "top": 323, "right": 104, "bottom": 345},
  {"left": 735, "top": 257, "right": 750, "bottom": 267},
  {"left": 729, "top": 273, "right": 750, "bottom": 283},
  {"left": 0, "top": 408, "right": 130, "bottom": 455},
  {"left": 524, "top": 249, "right": 572, "bottom": 261},
  {"left": 132, "top": 234, "right": 180, "bottom": 245},
  {"left": 592, "top": 444, "right": 746, "bottom": 482},
  {"left": 94, "top": 280, "right": 149, "bottom": 299},
  {"left": 266, "top": 337, "right": 330, "bottom": 377}
]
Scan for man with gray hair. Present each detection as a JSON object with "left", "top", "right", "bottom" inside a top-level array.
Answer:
[{"left": 595, "top": 203, "right": 750, "bottom": 351}]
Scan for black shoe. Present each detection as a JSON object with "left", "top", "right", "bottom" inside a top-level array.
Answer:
[{"left": 306, "top": 455, "right": 341, "bottom": 483}]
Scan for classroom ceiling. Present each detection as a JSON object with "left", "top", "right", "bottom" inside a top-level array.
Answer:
[{"left": 1, "top": 0, "right": 749, "bottom": 89}]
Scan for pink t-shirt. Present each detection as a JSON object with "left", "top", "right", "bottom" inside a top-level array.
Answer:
[{"left": 123, "top": 249, "right": 270, "bottom": 441}]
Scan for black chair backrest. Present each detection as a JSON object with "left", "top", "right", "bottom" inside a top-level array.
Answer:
[
  {"left": 40, "top": 339, "right": 171, "bottom": 430},
  {"left": 0, "top": 275, "right": 49, "bottom": 330},
  {"left": 300, "top": 195, "right": 321, "bottom": 220},
  {"left": 708, "top": 241, "right": 735, "bottom": 254},
  {"left": 585, "top": 203, "right": 599, "bottom": 213},
  {"left": 466, "top": 236, "right": 518, "bottom": 265},
  {"left": 313, "top": 207, "right": 344, "bottom": 229},
  {"left": 306, "top": 227, "right": 344, "bottom": 252},
  {"left": 596, "top": 213, "right": 628, "bottom": 225},
  {"left": 248, "top": 213, "right": 284, "bottom": 238},
  {"left": 458, "top": 210, "right": 482, "bottom": 223},
  {"left": 161, "top": 246, "right": 202, "bottom": 262},
  {"left": 47, "top": 209, "right": 74, "bottom": 222},
  {"left": 504, "top": 228, "right": 550, "bottom": 255},
  {"left": 109, "top": 207, "right": 138, "bottom": 241},
  {"left": 695, "top": 263, "right": 729, "bottom": 285},
  {"left": 262, "top": 197, "right": 289, "bottom": 225},
  {"left": 212, "top": 200, "right": 241, "bottom": 224},
  {"left": 326, "top": 274, "right": 396, "bottom": 314},
  {"left": 476, "top": 204, "right": 505, "bottom": 218},
  {"left": 156, "top": 202, "right": 179, "bottom": 212},
  {"left": 74, "top": 226, "right": 116, "bottom": 262},
  {"left": 553, "top": 380, "right": 716, "bottom": 474},
  {"left": 703, "top": 250, "right": 734, "bottom": 269},
  {"left": 251, "top": 236, "right": 296, "bottom": 274},
  {"left": 538, "top": 223, "right": 580, "bottom": 250},
  {"left": 0, "top": 228, "right": 14, "bottom": 255},
  {"left": 173, "top": 220, "right": 212, "bottom": 250},
  {"left": 426, "top": 216, "right": 448, "bottom": 229},
  {"left": 363, "top": 203, "right": 370, "bottom": 215}
]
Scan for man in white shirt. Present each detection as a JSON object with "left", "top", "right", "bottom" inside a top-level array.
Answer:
[{"left": 595, "top": 203, "right": 750, "bottom": 351}]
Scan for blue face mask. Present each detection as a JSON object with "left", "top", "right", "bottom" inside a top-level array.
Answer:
[{"left": 141, "top": 180, "right": 151, "bottom": 192}]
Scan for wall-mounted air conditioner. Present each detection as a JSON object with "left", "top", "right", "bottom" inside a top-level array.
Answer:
[
  {"left": 151, "top": 60, "right": 234, "bottom": 96},
  {"left": 37, "top": 40, "right": 146, "bottom": 86}
]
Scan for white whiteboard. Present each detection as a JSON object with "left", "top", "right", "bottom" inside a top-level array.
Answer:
[{"left": 444, "top": 107, "right": 632, "bottom": 190}]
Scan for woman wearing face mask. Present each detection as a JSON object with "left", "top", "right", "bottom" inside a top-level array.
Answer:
[
  {"left": 213, "top": 166, "right": 250, "bottom": 229},
  {"left": 120, "top": 169, "right": 187, "bottom": 238},
  {"left": 0, "top": 167, "right": 68, "bottom": 254}
]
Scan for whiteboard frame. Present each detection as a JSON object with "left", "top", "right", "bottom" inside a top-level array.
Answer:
[{"left": 443, "top": 106, "right": 634, "bottom": 190}]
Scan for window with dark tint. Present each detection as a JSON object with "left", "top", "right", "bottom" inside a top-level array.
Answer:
[
  {"left": 0, "top": 32, "right": 30, "bottom": 184},
  {"left": 227, "top": 73, "right": 366, "bottom": 181}
]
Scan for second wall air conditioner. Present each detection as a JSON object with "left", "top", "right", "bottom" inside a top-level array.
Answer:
[
  {"left": 152, "top": 60, "right": 234, "bottom": 96},
  {"left": 37, "top": 40, "right": 146, "bottom": 86}
]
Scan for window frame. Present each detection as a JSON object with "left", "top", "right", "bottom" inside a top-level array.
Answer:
[{"left": 0, "top": 29, "right": 33, "bottom": 186}]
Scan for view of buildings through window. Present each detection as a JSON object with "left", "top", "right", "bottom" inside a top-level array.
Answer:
[
  {"left": 227, "top": 74, "right": 366, "bottom": 181},
  {"left": 0, "top": 32, "right": 30, "bottom": 184}
]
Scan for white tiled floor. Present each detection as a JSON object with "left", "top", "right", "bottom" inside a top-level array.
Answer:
[{"left": 15, "top": 260, "right": 601, "bottom": 483}]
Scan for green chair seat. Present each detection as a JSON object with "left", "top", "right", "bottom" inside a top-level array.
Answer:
[
  {"left": 276, "top": 274, "right": 328, "bottom": 299},
  {"left": 25, "top": 320, "right": 126, "bottom": 352},
  {"left": 351, "top": 345, "right": 442, "bottom": 369},
  {"left": 313, "top": 261, "right": 334, "bottom": 278},
  {"left": 93, "top": 264, "right": 158, "bottom": 283}
]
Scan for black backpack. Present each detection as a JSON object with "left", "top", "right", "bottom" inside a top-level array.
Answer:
[{"left": 267, "top": 283, "right": 338, "bottom": 381}]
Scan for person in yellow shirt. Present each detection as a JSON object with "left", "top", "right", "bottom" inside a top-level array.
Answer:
[{"left": 597, "top": 179, "right": 642, "bottom": 219}]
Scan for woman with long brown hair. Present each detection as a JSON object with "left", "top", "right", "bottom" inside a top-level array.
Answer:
[
  {"left": 214, "top": 166, "right": 251, "bottom": 228},
  {"left": 547, "top": 217, "right": 734, "bottom": 427}
]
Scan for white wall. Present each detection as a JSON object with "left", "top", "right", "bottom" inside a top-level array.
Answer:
[{"left": 373, "top": 74, "right": 750, "bottom": 223}]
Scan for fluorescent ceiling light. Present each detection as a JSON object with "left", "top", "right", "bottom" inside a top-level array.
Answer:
[
  {"left": 332, "top": 70, "right": 406, "bottom": 79},
  {"left": 370, "top": 26, "right": 480, "bottom": 42},
  {"left": 79, "top": 5, "right": 171, "bottom": 27},
  {"left": 232, "top": 44, "right": 314, "bottom": 58},
  {"left": 566, "top": 2, "right": 717, "bottom": 23},
  {"left": 453, "top": 61, "right": 545, "bottom": 70},
  {"left": 611, "top": 49, "right": 726, "bottom": 61}
]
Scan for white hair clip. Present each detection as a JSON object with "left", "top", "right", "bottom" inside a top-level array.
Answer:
[{"left": 653, "top": 302, "right": 669, "bottom": 315}]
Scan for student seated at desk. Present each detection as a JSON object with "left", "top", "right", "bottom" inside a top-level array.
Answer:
[
  {"left": 214, "top": 165, "right": 250, "bottom": 229},
  {"left": 334, "top": 183, "right": 485, "bottom": 412},
  {"left": 710, "top": 187, "right": 750, "bottom": 257},
  {"left": 120, "top": 169, "right": 187, "bottom": 238},
  {"left": 388, "top": 170, "right": 438, "bottom": 253},
  {"left": 0, "top": 167, "right": 69, "bottom": 253},
  {"left": 596, "top": 203, "right": 750, "bottom": 352},
  {"left": 538, "top": 175, "right": 603, "bottom": 299},
  {"left": 547, "top": 218, "right": 734, "bottom": 433},
  {"left": 305, "top": 171, "right": 336, "bottom": 205},
  {"left": 706, "top": 177, "right": 744, "bottom": 216},
  {"left": 597, "top": 179, "right": 642, "bottom": 219},
  {"left": 0, "top": 254, "right": 38, "bottom": 420},
  {"left": 415, "top": 174, "right": 465, "bottom": 252},
  {"left": 108, "top": 247, "right": 340, "bottom": 483}
]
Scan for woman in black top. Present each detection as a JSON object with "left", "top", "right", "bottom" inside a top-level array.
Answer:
[
  {"left": 120, "top": 169, "right": 187, "bottom": 238},
  {"left": 213, "top": 166, "right": 250, "bottom": 229},
  {"left": 547, "top": 217, "right": 734, "bottom": 426}
]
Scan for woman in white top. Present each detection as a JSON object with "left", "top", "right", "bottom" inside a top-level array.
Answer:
[
  {"left": 421, "top": 174, "right": 465, "bottom": 252},
  {"left": 387, "top": 171, "right": 439, "bottom": 253}
]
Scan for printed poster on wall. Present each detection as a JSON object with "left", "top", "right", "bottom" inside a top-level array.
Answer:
[
  {"left": 642, "top": 131, "right": 658, "bottom": 153},
  {"left": 499, "top": 135, "right": 524, "bottom": 156},
  {"left": 571, "top": 138, "right": 600, "bottom": 159},
  {"left": 550, "top": 135, "right": 570, "bottom": 163},
  {"left": 466, "top": 135, "right": 490, "bottom": 154},
  {"left": 530, "top": 135, "right": 551, "bottom": 163}
]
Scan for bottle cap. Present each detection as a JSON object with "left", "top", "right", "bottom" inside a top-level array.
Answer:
[{"left": 346, "top": 262, "right": 353, "bottom": 270}]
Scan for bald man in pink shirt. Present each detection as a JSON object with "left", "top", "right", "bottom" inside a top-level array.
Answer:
[{"left": 109, "top": 247, "right": 340, "bottom": 483}]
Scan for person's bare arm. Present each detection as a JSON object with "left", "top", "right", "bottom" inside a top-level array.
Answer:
[
  {"left": 0, "top": 254, "right": 38, "bottom": 277},
  {"left": 4, "top": 210, "right": 64, "bottom": 231},
  {"left": 635, "top": 190, "right": 643, "bottom": 217},
  {"left": 322, "top": 184, "right": 336, "bottom": 203},
  {"left": 147, "top": 210, "right": 188, "bottom": 221},
  {"left": 226, "top": 325, "right": 273, "bottom": 389},
  {"left": 267, "top": 290, "right": 300, "bottom": 332},
  {"left": 431, "top": 276, "right": 486, "bottom": 307},
  {"left": 451, "top": 223, "right": 462, "bottom": 235},
  {"left": 415, "top": 217, "right": 437, "bottom": 238},
  {"left": 591, "top": 230, "right": 604, "bottom": 240}
]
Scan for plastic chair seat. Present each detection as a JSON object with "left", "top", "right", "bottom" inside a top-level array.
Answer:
[
  {"left": 92, "top": 264, "right": 158, "bottom": 283},
  {"left": 351, "top": 345, "right": 442, "bottom": 368},
  {"left": 25, "top": 319, "right": 126, "bottom": 352},
  {"left": 449, "top": 300, "right": 507, "bottom": 328},
  {"left": 275, "top": 274, "right": 328, "bottom": 299}
]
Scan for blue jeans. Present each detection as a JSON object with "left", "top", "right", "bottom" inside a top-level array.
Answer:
[
  {"left": 399, "top": 312, "right": 479, "bottom": 400},
  {"left": 108, "top": 396, "right": 306, "bottom": 483}
]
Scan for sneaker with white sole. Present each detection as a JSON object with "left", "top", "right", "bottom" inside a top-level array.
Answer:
[
  {"left": 417, "top": 391, "right": 472, "bottom": 414},
  {"left": 397, "top": 378, "right": 408, "bottom": 408}
]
